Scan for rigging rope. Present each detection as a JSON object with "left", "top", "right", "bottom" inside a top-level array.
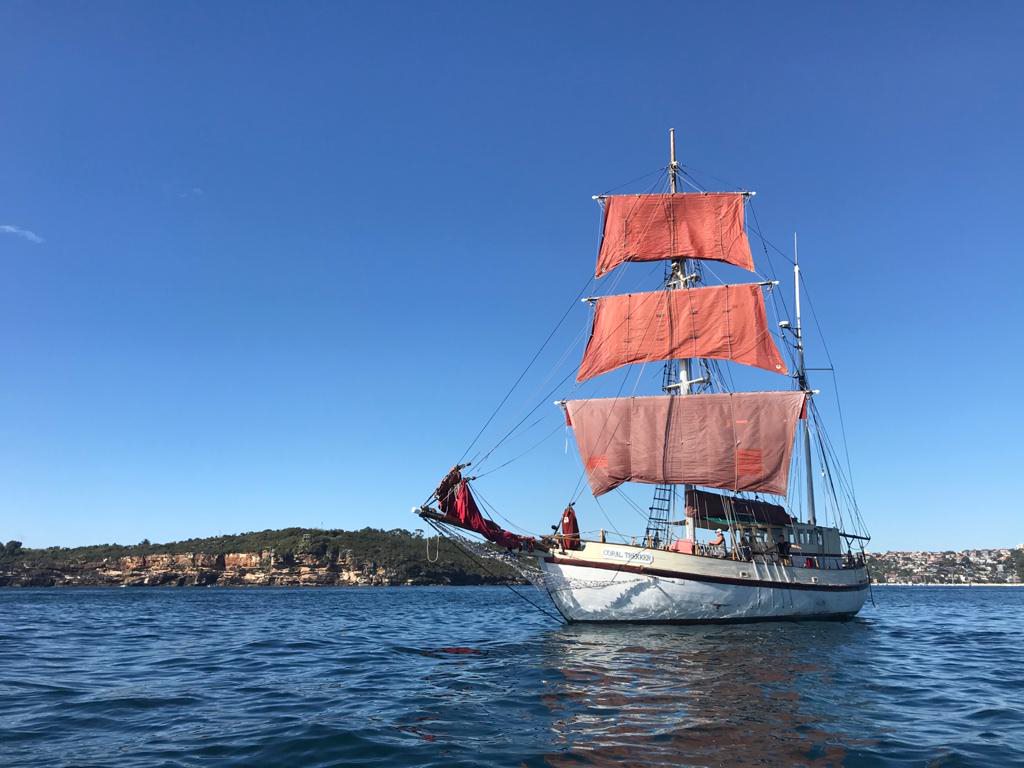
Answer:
[
  {"left": 474, "top": 422, "right": 564, "bottom": 479},
  {"left": 470, "top": 482, "right": 542, "bottom": 538},
  {"left": 456, "top": 271, "right": 595, "bottom": 467},
  {"left": 798, "top": 270, "right": 859, "bottom": 491},
  {"left": 744, "top": 197, "right": 864, "bottom": 537},
  {"left": 468, "top": 174, "right": 668, "bottom": 474},
  {"left": 422, "top": 517, "right": 563, "bottom": 623}
]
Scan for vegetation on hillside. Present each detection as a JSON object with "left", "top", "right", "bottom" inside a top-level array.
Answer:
[
  {"left": 0, "top": 527, "right": 520, "bottom": 585},
  {"left": 1010, "top": 549, "right": 1024, "bottom": 581}
]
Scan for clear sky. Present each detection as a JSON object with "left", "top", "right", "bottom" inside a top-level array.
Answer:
[{"left": 1, "top": 1, "right": 1021, "bottom": 552}]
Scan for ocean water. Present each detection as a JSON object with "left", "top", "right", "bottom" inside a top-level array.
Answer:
[{"left": 1, "top": 586, "right": 1022, "bottom": 767}]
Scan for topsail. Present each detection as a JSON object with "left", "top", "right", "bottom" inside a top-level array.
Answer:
[
  {"left": 596, "top": 193, "right": 754, "bottom": 277},
  {"left": 576, "top": 283, "right": 788, "bottom": 382}
]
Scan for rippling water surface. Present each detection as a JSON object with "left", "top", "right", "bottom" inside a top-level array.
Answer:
[{"left": 1, "top": 585, "right": 1022, "bottom": 767}]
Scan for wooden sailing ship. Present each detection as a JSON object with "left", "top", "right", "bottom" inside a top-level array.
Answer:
[{"left": 417, "top": 131, "right": 870, "bottom": 623}]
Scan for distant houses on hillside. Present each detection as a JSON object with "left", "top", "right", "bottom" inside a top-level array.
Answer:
[{"left": 867, "top": 548, "right": 1024, "bottom": 584}]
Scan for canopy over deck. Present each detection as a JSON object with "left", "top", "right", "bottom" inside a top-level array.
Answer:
[{"left": 684, "top": 488, "right": 793, "bottom": 529}]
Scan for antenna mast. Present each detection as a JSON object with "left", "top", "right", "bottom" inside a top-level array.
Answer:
[{"left": 794, "top": 233, "right": 817, "bottom": 526}]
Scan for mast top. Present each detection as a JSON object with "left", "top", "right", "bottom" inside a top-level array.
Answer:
[{"left": 669, "top": 128, "right": 679, "bottom": 194}]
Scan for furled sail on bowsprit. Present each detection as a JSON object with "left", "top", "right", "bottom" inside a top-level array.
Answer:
[
  {"left": 576, "top": 283, "right": 788, "bottom": 382},
  {"left": 565, "top": 391, "right": 805, "bottom": 497},
  {"left": 595, "top": 193, "right": 754, "bottom": 277},
  {"left": 433, "top": 465, "right": 534, "bottom": 550}
]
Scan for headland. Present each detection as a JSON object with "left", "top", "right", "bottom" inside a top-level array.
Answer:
[{"left": 0, "top": 528, "right": 518, "bottom": 587}]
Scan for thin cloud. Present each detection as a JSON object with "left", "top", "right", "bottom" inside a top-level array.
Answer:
[{"left": 0, "top": 224, "right": 44, "bottom": 244}]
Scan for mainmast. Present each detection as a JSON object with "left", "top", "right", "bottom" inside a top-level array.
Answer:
[
  {"left": 793, "top": 234, "right": 817, "bottom": 526},
  {"left": 577, "top": 144, "right": 797, "bottom": 521}
]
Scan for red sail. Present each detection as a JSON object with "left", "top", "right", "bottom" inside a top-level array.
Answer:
[
  {"left": 434, "top": 468, "right": 533, "bottom": 550},
  {"left": 596, "top": 193, "right": 754, "bottom": 277},
  {"left": 576, "top": 284, "right": 787, "bottom": 382},
  {"left": 565, "top": 392, "right": 805, "bottom": 497}
]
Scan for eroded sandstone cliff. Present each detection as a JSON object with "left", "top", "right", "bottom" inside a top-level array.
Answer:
[{"left": 0, "top": 534, "right": 520, "bottom": 587}]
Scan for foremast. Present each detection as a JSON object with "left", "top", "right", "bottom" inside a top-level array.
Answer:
[
  {"left": 645, "top": 129, "right": 705, "bottom": 548},
  {"left": 569, "top": 133, "right": 804, "bottom": 528}
]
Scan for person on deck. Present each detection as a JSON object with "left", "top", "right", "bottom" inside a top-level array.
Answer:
[
  {"left": 775, "top": 531, "right": 791, "bottom": 562},
  {"left": 739, "top": 530, "right": 753, "bottom": 561},
  {"left": 560, "top": 504, "right": 580, "bottom": 551},
  {"left": 709, "top": 528, "right": 727, "bottom": 557}
]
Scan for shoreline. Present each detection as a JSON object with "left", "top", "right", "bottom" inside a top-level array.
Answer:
[
  {"left": 0, "top": 582, "right": 522, "bottom": 589},
  {"left": 4, "top": 581, "right": 1024, "bottom": 590},
  {"left": 872, "top": 582, "right": 1024, "bottom": 587}
]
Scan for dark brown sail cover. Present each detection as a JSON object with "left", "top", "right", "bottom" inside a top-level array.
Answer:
[
  {"left": 576, "top": 284, "right": 787, "bottom": 382},
  {"left": 596, "top": 193, "right": 754, "bottom": 278},
  {"left": 565, "top": 392, "right": 805, "bottom": 497},
  {"left": 685, "top": 488, "right": 792, "bottom": 527}
]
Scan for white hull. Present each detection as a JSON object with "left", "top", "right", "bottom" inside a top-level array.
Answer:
[{"left": 535, "top": 541, "right": 868, "bottom": 623}]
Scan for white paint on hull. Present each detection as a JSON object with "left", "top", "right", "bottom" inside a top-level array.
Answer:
[{"left": 535, "top": 542, "right": 868, "bottom": 623}]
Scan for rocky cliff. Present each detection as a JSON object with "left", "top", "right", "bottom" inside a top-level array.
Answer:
[{"left": 0, "top": 528, "right": 522, "bottom": 587}]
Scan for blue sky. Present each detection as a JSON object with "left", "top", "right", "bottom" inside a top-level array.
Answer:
[{"left": 1, "top": 1, "right": 1021, "bottom": 551}]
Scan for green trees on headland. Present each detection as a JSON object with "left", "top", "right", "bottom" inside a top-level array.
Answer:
[
  {"left": 1, "top": 540, "right": 23, "bottom": 559},
  {"left": 0, "top": 527, "right": 520, "bottom": 586}
]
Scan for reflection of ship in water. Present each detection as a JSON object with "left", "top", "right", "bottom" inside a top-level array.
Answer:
[{"left": 536, "top": 622, "right": 877, "bottom": 766}]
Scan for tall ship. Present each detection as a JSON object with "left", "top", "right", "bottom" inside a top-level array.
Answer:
[{"left": 416, "top": 132, "right": 871, "bottom": 623}]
